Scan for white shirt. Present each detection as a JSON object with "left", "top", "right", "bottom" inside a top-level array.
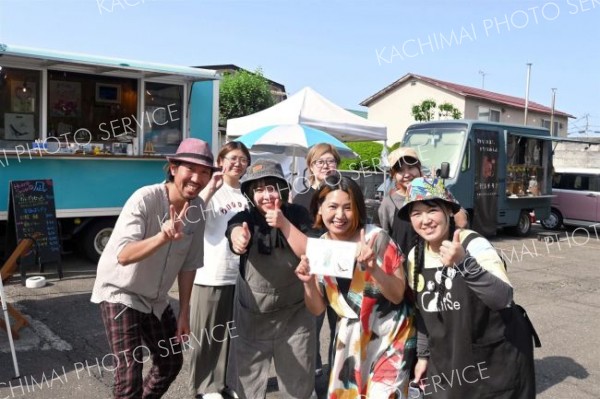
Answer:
[{"left": 193, "top": 182, "right": 248, "bottom": 286}]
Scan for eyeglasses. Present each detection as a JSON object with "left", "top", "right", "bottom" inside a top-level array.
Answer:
[
  {"left": 312, "top": 159, "right": 337, "bottom": 168},
  {"left": 223, "top": 155, "right": 249, "bottom": 165}
]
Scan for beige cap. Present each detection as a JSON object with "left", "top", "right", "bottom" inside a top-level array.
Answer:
[{"left": 388, "top": 147, "right": 420, "bottom": 168}]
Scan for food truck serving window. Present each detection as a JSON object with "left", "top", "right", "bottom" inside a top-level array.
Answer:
[
  {"left": 143, "top": 82, "right": 183, "bottom": 155},
  {"left": 0, "top": 67, "right": 42, "bottom": 149},
  {"left": 506, "top": 132, "right": 552, "bottom": 196},
  {"left": 47, "top": 70, "right": 138, "bottom": 151}
]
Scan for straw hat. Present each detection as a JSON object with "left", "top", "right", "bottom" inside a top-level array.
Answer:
[{"left": 388, "top": 147, "right": 421, "bottom": 170}]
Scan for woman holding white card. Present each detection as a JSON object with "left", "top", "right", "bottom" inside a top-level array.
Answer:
[{"left": 295, "top": 175, "right": 416, "bottom": 399}]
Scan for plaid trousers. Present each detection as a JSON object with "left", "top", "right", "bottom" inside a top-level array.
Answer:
[{"left": 100, "top": 302, "right": 183, "bottom": 399}]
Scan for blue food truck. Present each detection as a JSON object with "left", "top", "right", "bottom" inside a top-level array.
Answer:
[
  {"left": 401, "top": 120, "right": 555, "bottom": 236},
  {"left": 0, "top": 44, "right": 220, "bottom": 261}
]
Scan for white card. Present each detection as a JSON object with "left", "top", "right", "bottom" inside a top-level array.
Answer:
[{"left": 306, "top": 238, "right": 358, "bottom": 279}]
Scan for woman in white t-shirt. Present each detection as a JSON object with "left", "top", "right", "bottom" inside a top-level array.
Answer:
[{"left": 189, "top": 141, "right": 251, "bottom": 399}]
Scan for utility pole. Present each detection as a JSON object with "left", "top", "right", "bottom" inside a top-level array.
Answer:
[
  {"left": 584, "top": 113, "right": 590, "bottom": 135},
  {"left": 550, "top": 88, "right": 557, "bottom": 136},
  {"left": 524, "top": 63, "right": 532, "bottom": 126},
  {"left": 478, "top": 70, "right": 487, "bottom": 89}
]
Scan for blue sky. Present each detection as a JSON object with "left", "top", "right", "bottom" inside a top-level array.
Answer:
[{"left": 1, "top": 0, "right": 599, "bottom": 135}]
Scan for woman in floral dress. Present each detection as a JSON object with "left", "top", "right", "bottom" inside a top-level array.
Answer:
[{"left": 295, "top": 175, "right": 416, "bottom": 398}]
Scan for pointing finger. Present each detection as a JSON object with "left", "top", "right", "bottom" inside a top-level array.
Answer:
[
  {"left": 368, "top": 232, "right": 376, "bottom": 248},
  {"left": 169, "top": 204, "right": 177, "bottom": 229},
  {"left": 179, "top": 201, "right": 190, "bottom": 221}
]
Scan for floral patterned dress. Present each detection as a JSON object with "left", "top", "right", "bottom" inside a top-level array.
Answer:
[{"left": 320, "top": 225, "right": 416, "bottom": 399}]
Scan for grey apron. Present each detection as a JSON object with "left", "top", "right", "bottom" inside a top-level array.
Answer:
[{"left": 230, "top": 226, "right": 315, "bottom": 399}]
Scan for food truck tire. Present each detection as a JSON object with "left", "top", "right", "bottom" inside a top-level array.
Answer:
[
  {"left": 507, "top": 210, "right": 532, "bottom": 237},
  {"left": 540, "top": 208, "right": 563, "bottom": 230},
  {"left": 81, "top": 219, "right": 116, "bottom": 263}
]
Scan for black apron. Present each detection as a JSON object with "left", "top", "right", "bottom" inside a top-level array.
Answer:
[{"left": 416, "top": 263, "right": 536, "bottom": 398}]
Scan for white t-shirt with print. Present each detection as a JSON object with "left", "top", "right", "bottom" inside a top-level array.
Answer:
[{"left": 193, "top": 182, "right": 248, "bottom": 286}]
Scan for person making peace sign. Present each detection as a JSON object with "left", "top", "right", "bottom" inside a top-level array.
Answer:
[
  {"left": 91, "top": 138, "right": 224, "bottom": 399},
  {"left": 295, "top": 175, "right": 416, "bottom": 399}
]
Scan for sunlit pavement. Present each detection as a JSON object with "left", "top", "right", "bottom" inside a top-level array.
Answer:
[{"left": 1, "top": 224, "right": 599, "bottom": 398}]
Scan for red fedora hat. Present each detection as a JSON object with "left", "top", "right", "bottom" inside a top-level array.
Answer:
[{"left": 166, "top": 138, "right": 218, "bottom": 170}]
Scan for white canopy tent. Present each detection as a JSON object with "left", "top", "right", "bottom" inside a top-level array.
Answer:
[{"left": 226, "top": 87, "right": 387, "bottom": 142}]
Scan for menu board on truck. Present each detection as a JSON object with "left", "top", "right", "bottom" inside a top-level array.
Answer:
[
  {"left": 472, "top": 130, "right": 499, "bottom": 236},
  {"left": 6, "top": 179, "right": 61, "bottom": 271}
]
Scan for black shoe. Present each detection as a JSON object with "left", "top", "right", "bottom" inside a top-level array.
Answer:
[{"left": 221, "top": 387, "right": 239, "bottom": 399}]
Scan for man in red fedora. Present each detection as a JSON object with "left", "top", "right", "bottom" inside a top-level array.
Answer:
[{"left": 92, "top": 138, "right": 223, "bottom": 398}]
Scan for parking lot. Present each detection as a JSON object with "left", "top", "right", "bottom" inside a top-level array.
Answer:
[{"left": 1, "top": 224, "right": 599, "bottom": 398}]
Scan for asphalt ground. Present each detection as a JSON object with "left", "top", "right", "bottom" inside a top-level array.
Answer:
[{"left": 0, "top": 224, "right": 599, "bottom": 399}]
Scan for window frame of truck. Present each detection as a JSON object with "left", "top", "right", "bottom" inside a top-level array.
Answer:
[{"left": 0, "top": 43, "right": 220, "bottom": 263}]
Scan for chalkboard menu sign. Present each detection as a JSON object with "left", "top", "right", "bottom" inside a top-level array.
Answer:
[{"left": 7, "top": 179, "right": 61, "bottom": 268}]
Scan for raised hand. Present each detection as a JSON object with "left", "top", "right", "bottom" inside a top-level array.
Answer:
[
  {"left": 161, "top": 202, "right": 189, "bottom": 241},
  {"left": 265, "top": 198, "right": 287, "bottom": 229},
  {"left": 356, "top": 228, "right": 377, "bottom": 270},
  {"left": 232, "top": 222, "right": 251, "bottom": 254},
  {"left": 295, "top": 255, "right": 315, "bottom": 283},
  {"left": 439, "top": 229, "right": 466, "bottom": 267},
  {"left": 205, "top": 164, "right": 227, "bottom": 193}
]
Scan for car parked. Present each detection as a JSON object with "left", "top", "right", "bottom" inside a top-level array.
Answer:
[{"left": 541, "top": 168, "right": 600, "bottom": 230}]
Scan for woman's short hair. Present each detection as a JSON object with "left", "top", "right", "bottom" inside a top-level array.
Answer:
[
  {"left": 306, "top": 143, "right": 341, "bottom": 185},
  {"left": 407, "top": 199, "right": 454, "bottom": 219},
  {"left": 244, "top": 177, "right": 290, "bottom": 206},
  {"left": 311, "top": 175, "right": 366, "bottom": 232},
  {"left": 217, "top": 141, "right": 251, "bottom": 165}
]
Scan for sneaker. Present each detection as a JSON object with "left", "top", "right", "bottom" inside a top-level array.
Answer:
[
  {"left": 201, "top": 393, "right": 224, "bottom": 399},
  {"left": 221, "top": 387, "right": 239, "bottom": 399}
]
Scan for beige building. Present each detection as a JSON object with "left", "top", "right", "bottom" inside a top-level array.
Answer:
[{"left": 360, "top": 73, "right": 573, "bottom": 145}]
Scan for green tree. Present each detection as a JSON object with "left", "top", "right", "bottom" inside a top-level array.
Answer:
[
  {"left": 411, "top": 99, "right": 437, "bottom": 122},
  {"left": 411, "top": 99, "right": 462, "bottom": 121},
  {"left": 219, "top": 68, "right": 275, "bottom": 126},
  {"left": 438, "top": 101, "right": 463, "bottom": 119},
  {"left": 339, "top": 141, "right": 384, "bottom": 171}
]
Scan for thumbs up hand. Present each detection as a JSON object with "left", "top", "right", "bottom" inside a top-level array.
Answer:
[
  {"left": 265, "top": 198, "right": 287, "bottom": 229},
  {"left": 232, "top": 221, "right": 251, "bottom": 254},
  {"left": 439, "top": 229, "right": 466, "bottom": 267}
]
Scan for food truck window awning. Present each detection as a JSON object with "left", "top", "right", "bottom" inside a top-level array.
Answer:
[
  {"left": 0, "top": 43, "right": 219, "bottom": 82},
  {"left": 508, "top": 132, "right": 600, "bottom": 146}
]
